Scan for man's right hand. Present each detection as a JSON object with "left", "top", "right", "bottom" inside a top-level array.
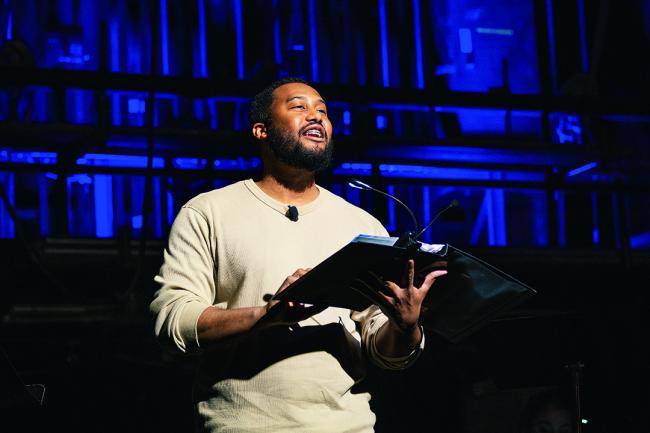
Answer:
[
  {"left": 256, "top": 268, "right": 326, "bottom": 329},
  {"left": 197, "top": 268, "right": 326, "bottom": 344}
]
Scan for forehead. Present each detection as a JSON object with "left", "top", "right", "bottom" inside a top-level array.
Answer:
[{"left": 271, "top": 83, "right": 325, "bottom": 105}]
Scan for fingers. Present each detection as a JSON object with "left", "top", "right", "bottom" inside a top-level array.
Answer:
[
  {"left": 275, "top": 268, "right": 311, "bottom": 295},
  {"left": 408, "top": 260, "right": 415, "bottom": 287},
  {"left": 264, "top": 267, "right": 313, "bottom": 306},
  {"left": 286, "top": 275, "right": 300, "bottom": 284},
  {"left": 401, "top": 259, "right": 415, "bottom": 288},
  {"left": 384, "top": 280, "right": 401, "bottom": 296},
  {"left": 418, "top": 260, "right": 448, "bottom": 274},
  {"left": 292, "top": 268, "right": 310, "bottom": 278},
  {"left": 428, "top": 269, "right": 448, "bottom": 279},
  {"left": 377, "top": 290, "right": 397, "bottom": 307},
  {"left": 419, "top": 269, "right": 448, "bottom": 293},
  {"left": 387, "top": 267, "right": 448, "bottom": 292}
]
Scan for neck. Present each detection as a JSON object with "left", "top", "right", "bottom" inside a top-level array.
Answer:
[{"left": 256, "top": 158, "right": 320, "bottom": 205}]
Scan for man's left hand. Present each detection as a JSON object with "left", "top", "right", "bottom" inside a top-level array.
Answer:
[{"left": 379, "top": 259, "right": 447, "bottom": 332}]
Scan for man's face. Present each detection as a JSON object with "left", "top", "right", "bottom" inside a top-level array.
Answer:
[{"left": 265, "top": 82, "right": 334, "bottom": 172}]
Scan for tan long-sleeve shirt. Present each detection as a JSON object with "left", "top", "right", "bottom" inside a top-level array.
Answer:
[{"left": 151, "top": 179, "right": 423, "bottom": 433}]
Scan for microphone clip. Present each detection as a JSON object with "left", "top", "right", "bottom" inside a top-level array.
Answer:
[{"left": 393, "top": 231, "right": 422, "bottom": 253}]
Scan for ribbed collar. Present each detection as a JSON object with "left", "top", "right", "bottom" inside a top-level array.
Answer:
[{"left": 243, "top": 178, "right": 325, "bottom": 217}]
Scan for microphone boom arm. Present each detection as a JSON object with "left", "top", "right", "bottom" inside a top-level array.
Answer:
[{"left": 348, "top": 178, "right": 419, "bottom": 235}]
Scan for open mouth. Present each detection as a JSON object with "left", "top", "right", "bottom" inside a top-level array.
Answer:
[{"left": 300, "top": 125, "right": 326, "bottom": 141}]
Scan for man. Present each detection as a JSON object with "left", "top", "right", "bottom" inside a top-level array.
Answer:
[{"left": 150, "top": 77, "right": 447, "bottom": 432}]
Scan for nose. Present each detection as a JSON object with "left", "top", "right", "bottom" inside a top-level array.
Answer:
[{"left": 306, "top": 106, "right": 322, "bottom": 123}]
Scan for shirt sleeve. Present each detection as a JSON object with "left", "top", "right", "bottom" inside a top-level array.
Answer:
[
  {"left": 150, "top": 205, "right": 217, "bottom": 353},
  {"left": 351, "top": 306, "right": 425, "bottom": 370}
]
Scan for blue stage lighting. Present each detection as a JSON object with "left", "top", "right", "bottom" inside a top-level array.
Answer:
[
  {"left": 459, "top": 28, "right": 473, "bottom": 53},
  {"left": 376, "top": 115, "right": 387, "bottom": 130},
  {"left": 476, "top": 27, "right": 514, "bottom": 36},
  {"left": 173, "top": 158, "right": 208, "bottom": 170},
  {"left": 76, "top": 154, "right": 164, "bottom": 169},
  {"left": 132, "top": 215, "right": 143, "bottom": 230},
  {"left": 567, "top": 161, "right": 598, "bottom": 177},
  {"left": 378, "top": 164, "right": 545, "bottom": 182},
  {"left": 551, "top": 113, "right": 583, "bottom": 144},
  {"left": 308, "top": 0, "right": 319, "bottom": 81},
  {"left": 160, "top": 0, "right": 170, "bottom": 75},
  {"left": 0, "top": 150, "right": 57, "bottom": 165},
  {"left": 333, "top": 163, "right": 373, "bottom": 176},
  {"left": 213, "top": 158, "right": 261, "bottom": 171},
  {"left": 378, "top": 0, "right": 390, "bottom": 87},
  {"left": 0, "top": 172, "right": 15, "bottom": 238},
  {"left": 343, "top": 110, "right": 351, "bottom": 125},
  {"left": 128, "top": 98, "right": 146, "bottom": 114},
  {"left": 369, "top": 144, "right": 586, "bottom": 168},
  {"left": 197, "top": 0, "right": 208, "bottom": 77},
  {"left": 94, "top": 174, "right": 114, "bottom": 238},
  {"left": 5, "top": 7, "right": 12, "bottom": 40},
  {"left": 386, "top": 184, "right": 396, "bottom": 232},
  {"left": 234, "top": 0, "right": 245, "bottom": 79},
  {"left": 630, "top": 231, "right": 650, "bottom": 249},
  {"left": 412, "top": 0, "right": 424, "bottom": 88}
]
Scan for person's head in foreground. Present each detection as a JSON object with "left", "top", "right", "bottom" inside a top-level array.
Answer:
[{"left": 519, "top": 389, "right": 576, "bottom": 433}]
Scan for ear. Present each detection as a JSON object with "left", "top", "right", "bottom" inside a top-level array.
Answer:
[{"left": 252, "top": 122, "right": 268, "bottom": 140}]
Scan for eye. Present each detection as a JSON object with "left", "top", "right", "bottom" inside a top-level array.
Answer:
[
  {"left": 318, "top": 108, "right": 328, "bottom": 115},
  {"left": 291, "top": 105, "right": 305, "bottom": 110}
]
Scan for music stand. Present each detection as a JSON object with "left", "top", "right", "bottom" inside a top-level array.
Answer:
[{"left": 0, "top": 346, "right": 45, "bottom": 409}]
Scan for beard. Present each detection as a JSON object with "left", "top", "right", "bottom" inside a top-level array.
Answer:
[{"left": 266, "top": 124, "right": 334, "bottom": 172}]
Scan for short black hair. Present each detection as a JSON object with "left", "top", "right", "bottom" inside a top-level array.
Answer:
[{"left": 249, "top": 77, "right": 311, "bottom": 127}]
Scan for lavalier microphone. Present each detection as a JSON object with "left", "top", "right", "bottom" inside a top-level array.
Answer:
[{"left": 286, "top": 205, "right": 299, "bottom": 222}]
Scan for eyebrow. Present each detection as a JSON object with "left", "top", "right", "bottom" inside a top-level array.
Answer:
[{"left": 286, "top": 95, "right": 327, "bottom": 105}]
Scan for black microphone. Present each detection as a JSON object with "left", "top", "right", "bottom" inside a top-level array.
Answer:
[
  {"left": 286, "top": 205, "right": 299, "bottom": 222},
  {"left": 348, "top": 178, "right": 420, "bottom": 250},
  {"left": 413, "top": 199, "right": 459, "bottom": 241},
  {"left": 349, "top": 178, "right": 458, "bottom": 250}
]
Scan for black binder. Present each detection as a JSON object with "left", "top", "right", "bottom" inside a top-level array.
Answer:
[{"left": 273, "top": 235, "right": 536, "bottom": 343}]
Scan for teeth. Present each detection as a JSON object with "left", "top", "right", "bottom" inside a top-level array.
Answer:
[{"left": 304, "top": 129, "right": 323, "bottom": 138}]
